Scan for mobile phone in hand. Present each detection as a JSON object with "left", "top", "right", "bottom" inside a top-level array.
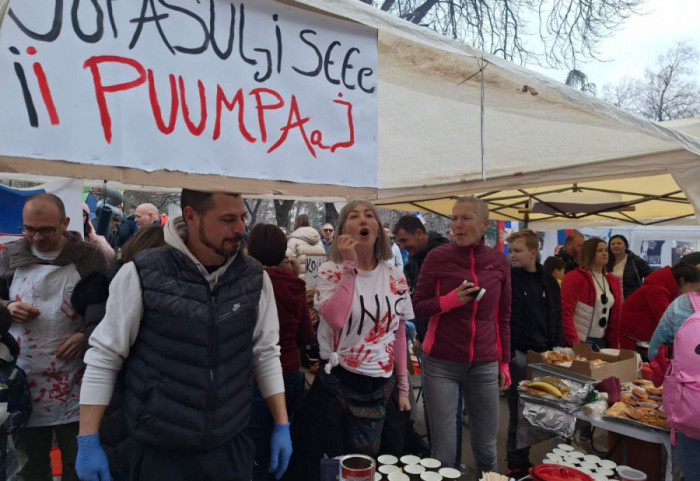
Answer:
[{"left": 464, "top": 281, "right": 486, "bottom": 302}]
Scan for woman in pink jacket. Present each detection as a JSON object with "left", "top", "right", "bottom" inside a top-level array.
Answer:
[
  {"left": 561, "top": 237, "right": 622, "bottom": 349},
  {"left": 412, "top": 196, "right": 511, "bottom": 477}
]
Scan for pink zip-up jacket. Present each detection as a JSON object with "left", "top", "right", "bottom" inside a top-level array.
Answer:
[{"left": 412, "top": 238, "right": 511, "bottom": 364}]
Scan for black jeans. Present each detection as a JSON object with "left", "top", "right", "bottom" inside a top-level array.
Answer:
[
  {"left": 506, "top": 350, "right": 531, "bottom": 470},
  {"left": 129, "top": 430, "right": 253, "bottom": 481}
]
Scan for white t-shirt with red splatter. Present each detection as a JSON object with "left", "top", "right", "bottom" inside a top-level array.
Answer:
[
  {"left": 315, "top": 260, "right": 414, "bottom": 378},
  {"left": 9, "top": 263, "right": 83, "bottom": 427}
]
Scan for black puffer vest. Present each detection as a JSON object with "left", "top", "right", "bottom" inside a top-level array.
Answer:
[{"left": 124, "top": 247, "right": 262, "bottom": 451}]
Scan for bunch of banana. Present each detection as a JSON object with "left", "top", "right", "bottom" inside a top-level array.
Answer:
[{"left": 525, "top": 381, "right": 564, "bottom": 398}]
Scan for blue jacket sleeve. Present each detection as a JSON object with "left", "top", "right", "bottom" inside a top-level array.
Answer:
[{"left": 2, "top": 367, "right": 32, "bottom": 434}]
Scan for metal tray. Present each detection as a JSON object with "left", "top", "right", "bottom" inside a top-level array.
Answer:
[
  {"left": 528, "top": 363, "right": 598, "bottom": 385},
  {"left": 602, "top": 414, "right": 670, "bottom": 433}
]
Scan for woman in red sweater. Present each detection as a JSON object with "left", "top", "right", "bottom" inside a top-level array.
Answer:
[
  {"left": 246, "top": 223, "right": 315, "bottom": 481},
  {"left": 620, "top": 263, "right": 699, "bottom": 350},
  {"left": 561, "top": 238, "right": 622, "bottom": 349}
]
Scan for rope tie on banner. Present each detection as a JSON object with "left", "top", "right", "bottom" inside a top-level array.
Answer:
[
  {"left": 478, "top": 57, "right": 487, "bottom": 181},
  {"left": 458, "top": 58, "right": 488, "bottom": 182}
]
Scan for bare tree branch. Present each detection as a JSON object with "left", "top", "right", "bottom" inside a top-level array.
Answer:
[
  {"left": 603, "top": 42, "right": 700, "bottom": 121},
  {"left": 371, "top": 0, "right": 644, "bottom": 69}
]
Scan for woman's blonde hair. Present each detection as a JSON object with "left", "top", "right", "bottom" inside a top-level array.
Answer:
[{"left": 327, "top": 200, "right": 393, "bottom": 263}]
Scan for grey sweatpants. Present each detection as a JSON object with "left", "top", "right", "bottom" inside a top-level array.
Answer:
[{"left": 422, "top": 355, "right": 499, "bottom": 476}]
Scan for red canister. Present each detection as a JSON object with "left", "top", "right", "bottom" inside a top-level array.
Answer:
[
  {"left": 340, "top": 454, "right": 376, "bottom": 481},
  {"left": 529, "top": 464, "right": 593, "bottom": 481}
]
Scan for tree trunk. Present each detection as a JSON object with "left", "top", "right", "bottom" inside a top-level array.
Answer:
[
  {"left": 274, "top": 200, "right": 295, "bottom": 232},
  {"left": 324, "top": 202, "right": 339, "bottom": 227},
  {"left": 403, "top": 0, "right": 438, "bottom": 24},
  {"left": 244, "top": 199, "right": 262, "bottom": 226},
  {"left": 380, "top": 0, "right": 396, "bottom": 11}
]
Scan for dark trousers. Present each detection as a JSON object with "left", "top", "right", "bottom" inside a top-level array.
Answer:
[
  {"left": 249, "top": 371, "right": 305, "bottom": 481},
  {"left": 284, "top": 366, "right": 390, "bottom": 481},
  {"left": 12, "top": 422, "right": 79, "bottom": 481},
  {"left": 506, "top": 350, "right": 531, "bottom": 470},
  {"left": 129, "top": 430, "right": 253, "bottom": 481}
]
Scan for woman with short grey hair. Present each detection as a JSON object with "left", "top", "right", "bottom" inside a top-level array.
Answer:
[{"left": 412, "top": 196, "right": 511, "bottom": 477}]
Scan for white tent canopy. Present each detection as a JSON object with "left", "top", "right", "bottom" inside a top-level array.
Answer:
[{"left": 1, "top": 0, "right": 699, "bottom": 225}]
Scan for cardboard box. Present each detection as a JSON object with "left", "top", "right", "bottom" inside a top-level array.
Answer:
[{"left": 527, "top": 343, "right": 638, "bottom": 383}]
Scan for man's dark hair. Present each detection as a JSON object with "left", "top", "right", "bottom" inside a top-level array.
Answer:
[
  {"left": 247, "top": 224, "right": 287, "bottom": 267},
  {"left": 393, "top": 215, "right": 426, "bottom": 236},
  {"left": 181, "top": 189, "right": 240, "bottom": 214},
  {"left": 671, "top": 263, "right": 699, "bottom": 285},
  {"left": 24, "top": 193, "right": 66, "bottom": 218}
]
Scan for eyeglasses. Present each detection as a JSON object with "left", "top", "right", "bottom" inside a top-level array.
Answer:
[
  {"left": 23, "top": 222, "right": 62, "bottom": 237},
  {"left": 598, "top": 293, "right": 609, "bottom": 327},
  {"left": 323, "top": 228, "right": 334, "bottom": 232}
]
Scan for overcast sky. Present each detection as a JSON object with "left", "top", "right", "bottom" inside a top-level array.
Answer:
[{"left": 527, "top": 0, "right": 700, "bottom": 88}]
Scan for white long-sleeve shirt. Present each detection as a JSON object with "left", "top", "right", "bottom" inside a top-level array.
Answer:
[{"left": 80, "top": 217, "right": 284, "bottom": 406}]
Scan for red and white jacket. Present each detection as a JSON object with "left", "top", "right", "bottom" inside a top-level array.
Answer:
[
  {"left": 412, "top": 238, "right": 511, "bottom": 364},
  {"left": 560, "top": 267, "right": 622, "bottom": 348}
]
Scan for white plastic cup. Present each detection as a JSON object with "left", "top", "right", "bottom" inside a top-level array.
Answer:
[
  {"left": 419, "top": 458, "right": 441, "bottom": 470},
  {"left": 388, "top": 472, "right": 410, "bottom": 481},
  {"left": 404, "top": 464, "right": 426, "bottom": 481},
  {"left": 437, "top": 467, "right": 461, "bottom": 479},
  {"left": 420, "top": 472, "right": 443, "bottom": 481},
  {"left": 378, "top": 455, "right": 399, "bottom": 466},
  {"left": 379, "top": 465, "right": 400, "bottom": 476},
  {"left": 617, "top": 466, "right": 647, "bottom": 481},
  {"left": 400, "top": 455, "right": 421, "bottom": 466}
]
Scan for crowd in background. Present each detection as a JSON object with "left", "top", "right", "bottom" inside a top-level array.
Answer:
[{"left": 0, "top": 190, "right": 699, "bottom": 481}]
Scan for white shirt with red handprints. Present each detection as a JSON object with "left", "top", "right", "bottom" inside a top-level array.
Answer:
[{"left": 315, "top": 261, "right": 413, "bottom": 378}]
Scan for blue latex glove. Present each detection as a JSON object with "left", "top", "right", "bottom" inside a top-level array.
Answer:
[
  {"left": 268, "top": 422, "right": 292, "bottom": 480},
  {"left": 75, "top": 433, "right": 111, "bottom": 481}
]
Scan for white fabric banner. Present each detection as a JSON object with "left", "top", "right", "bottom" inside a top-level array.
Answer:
[{"left": 0, "top": 0, "right": 378, "bottom": 188}]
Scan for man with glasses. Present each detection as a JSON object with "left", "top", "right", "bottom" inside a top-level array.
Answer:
[
  {"left": 0, "top": 193, "right": 109, "bottom": 481},
  {"left": 320, "top": 223, "right": 334, "bottom": 253}
]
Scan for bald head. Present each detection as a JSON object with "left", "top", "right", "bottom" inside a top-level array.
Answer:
[
  {"left": 565, "top": 232, "right": 584, "bottom": 257},
  {"left": 135, "top": 203, "right": 159, "bottom": 229}
]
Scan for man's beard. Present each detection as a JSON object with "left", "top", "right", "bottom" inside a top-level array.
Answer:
[{"left": 199, "top": 222, "right": 241, "bottom": 258}]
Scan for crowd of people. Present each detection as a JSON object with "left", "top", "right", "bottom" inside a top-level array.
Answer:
[{"left": 0, "top": 190, "right": 699, "bottom": 481}]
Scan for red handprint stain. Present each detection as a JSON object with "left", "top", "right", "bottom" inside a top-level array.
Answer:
[
  {"left": 388, "top": 274, "right": 408, "bottom": 296},
  {"left": 365, "top": 311, "right": 391, "bottom": 344},
  {"left": 59, "top": 298, "right": 79, "bottom": 321},
  {"left": 378, "top": 343, "right": 395, "bottom": 373},
  {"left": 33, "top": 387, "right": 46, "bottom": 403},
  {"left": 40, "top": 362, "right": 70, "bottom": 403},
  {"left": 343, "top": 344, "right": 371, "bottom": 369},
  {"left": 320, "top": 267, "right": 342, "bottom": 283}
]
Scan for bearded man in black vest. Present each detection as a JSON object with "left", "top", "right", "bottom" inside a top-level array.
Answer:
[{"left": 76, "top": 190, "right": 290, "bottom": 481}]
